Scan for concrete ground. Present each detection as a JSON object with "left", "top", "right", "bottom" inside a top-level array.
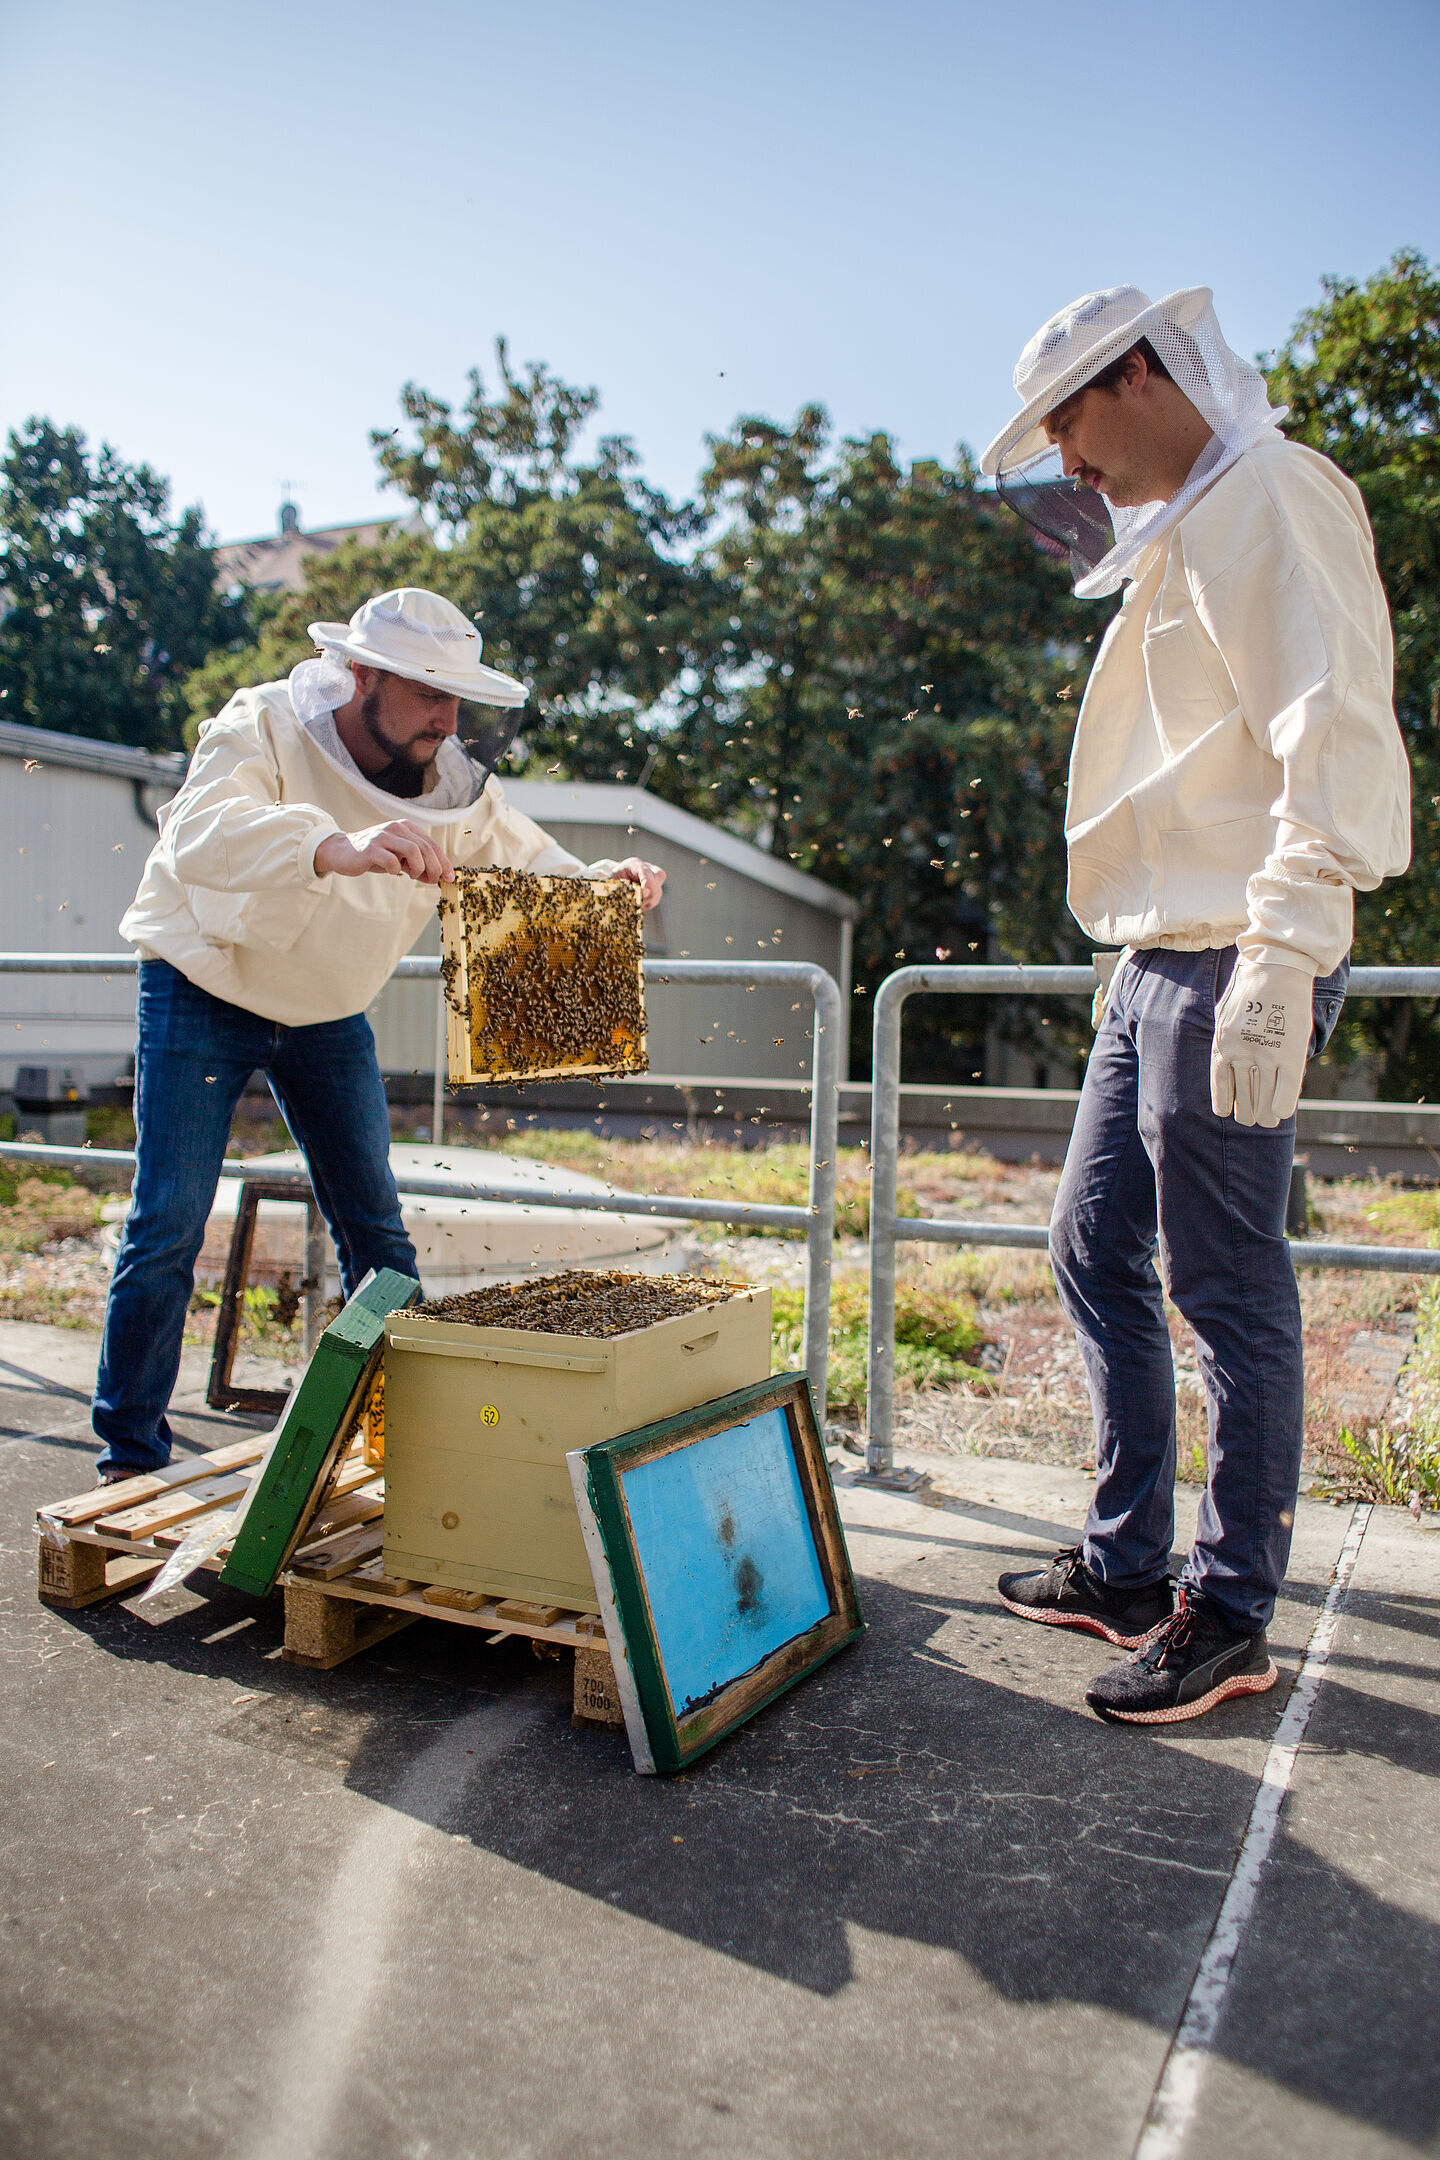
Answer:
[{"left": 0, "top": 1319, "right": 1436, "bottom": 2160}]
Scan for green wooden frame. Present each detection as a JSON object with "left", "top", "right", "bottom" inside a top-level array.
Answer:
[
  {"left": 567, "top": 1373, "right": 863, "bottom": 1774},
  {"left": 220, "top": 1267, "right": 420, "bottom": 1598}
]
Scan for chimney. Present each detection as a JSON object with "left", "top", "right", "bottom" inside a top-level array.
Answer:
[{"left": 279, "top": 500, "right": 300, "bottom": 536}]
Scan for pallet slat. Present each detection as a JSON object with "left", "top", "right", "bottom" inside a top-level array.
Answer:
[
  {"left": 42, "top": 1438, "right": 270, "bottom": 1529},
  {"left": 96, "top": 1472, "right": 251, "bottom": 1541},
  {"left": 288, "top": 1523, "right": 385, "bottom": 1582},
  {"left": 281, "top": 1570, "right": 600, "bottom": 1648}
]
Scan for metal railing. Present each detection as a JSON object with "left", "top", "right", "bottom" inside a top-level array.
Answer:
[
  {"left": 0, "top": 952, "right": 841, "bottom": 1418},
  {"left": 865, "top": 962, "right": 1440, "bottom": 1477}
]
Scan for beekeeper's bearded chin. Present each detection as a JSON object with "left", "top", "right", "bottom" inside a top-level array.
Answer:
[{"left": 1042, "top": 347, "right": 1215, "bottom": 508}]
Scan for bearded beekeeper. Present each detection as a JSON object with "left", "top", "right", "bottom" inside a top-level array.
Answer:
[
  {"left": 92, "top": 588, "right": 664, "bottom": 1483},
  {"left": 982, "top": 287, "right": 1409, "bottom": 1724}
]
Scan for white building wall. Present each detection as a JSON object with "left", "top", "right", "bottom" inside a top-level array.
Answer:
[
  {"left": 365, "top": 791, "right": 855, "bottom": 1085},
  {"left": 0, "top": 727, "right": 181, "bottom": 1091},
  {"left": 0, "top": 744, "right": 858, "bottom": 1093}
]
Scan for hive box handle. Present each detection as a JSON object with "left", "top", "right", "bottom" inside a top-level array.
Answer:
[
  {"left": 386, "top": 1334, "right": 608, "bottom": 1374},
  {"left": 681, "top": 1331, "right": 719, "bottom": 1355}
]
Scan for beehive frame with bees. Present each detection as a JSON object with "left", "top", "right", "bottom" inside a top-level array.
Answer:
[{"left": 439, "top": 866, "right": 648, "bottom": 1087}]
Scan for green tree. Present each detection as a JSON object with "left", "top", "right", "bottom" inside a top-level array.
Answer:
[
  {"left": 0, "top": 418, "right": 246, "bottom": 751},
  {"left": 662, "top": 411, "right": 1093, "bottom": 1075},
  {"left": 1267, "top": 249, "right": 1440, "bottom": 1092},
  {"left": 186, "top": 343, "right": 706, "bottom": 784}
]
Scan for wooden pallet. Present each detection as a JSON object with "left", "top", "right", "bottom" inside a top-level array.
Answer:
[{"left": 36, "top": 1435, "right": 625, "bottom": 1731}]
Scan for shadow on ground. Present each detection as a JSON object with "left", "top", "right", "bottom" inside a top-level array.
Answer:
[{"left": 43, "top": 1544, "right": 1440, "bottom": 2155}]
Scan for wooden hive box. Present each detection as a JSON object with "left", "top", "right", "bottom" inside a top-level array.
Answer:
[
  {"left": 381, "top": 1281, "right": 772, "bottom": 1610},
  {"left": 440, "top": 866, "right": 647, "bottom": 1086}
]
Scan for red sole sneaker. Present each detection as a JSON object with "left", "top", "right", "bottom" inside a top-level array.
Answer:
[
  {"left": 1091, "top": 1661, "right": 1279, "bottom": 1725},
  {"left": 997, "top": 1592, "right": 1160, "bottom": 1651}
]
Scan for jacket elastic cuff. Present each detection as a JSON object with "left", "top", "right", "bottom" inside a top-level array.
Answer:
[
  {"left": 303, "top": 824, "right": 343, "bottom": 890},
  {"left": 1233, "top": 933, "right": 1320, "bottom": 979}
]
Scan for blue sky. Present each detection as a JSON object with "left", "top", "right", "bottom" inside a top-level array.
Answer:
[{"left": 3, "top": 0, "right": 1437, "bottom": 543}]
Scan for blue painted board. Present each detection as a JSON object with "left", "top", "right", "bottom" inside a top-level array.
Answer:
[{"left": 619, "top": 1406, "right": 830, "bottom": 1715}]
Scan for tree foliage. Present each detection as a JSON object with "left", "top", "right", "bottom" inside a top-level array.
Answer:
[
  {"left": 186, "top": 342, "right": 703, "bottom": 785},
  {"left": 182, "top": 352, "right": 1092, "bottom": 1077},
  {"left": 0, "top": 418, "right": 247, "bottom": 751},
  {"left": 161, "top": 256, "right": 1439, "bottom": 1088},
  {"left": 1268, "top": 249, "right": 1440, "bottom": 1088},
  {"left": 647, "top": 411, "right": 1093, "bottom": 1071}
]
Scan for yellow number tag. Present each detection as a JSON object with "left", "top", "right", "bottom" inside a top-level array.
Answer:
[{"left": 480, "top": 1404, "right": 499, "bottom": 1426}]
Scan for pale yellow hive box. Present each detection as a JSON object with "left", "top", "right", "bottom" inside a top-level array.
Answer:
[
  {"left": 381, "top": 1278, "right": 773, "bottom": 1610},
  {"left": 439, "top": 865, "right": 648, "bottom": 1086}
]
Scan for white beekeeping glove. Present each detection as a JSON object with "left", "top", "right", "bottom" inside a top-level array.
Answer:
[{"left": 1211, "top": 958, "right": 1315, "bottom": 1127}]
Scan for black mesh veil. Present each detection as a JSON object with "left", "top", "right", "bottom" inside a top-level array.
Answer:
[
  {"left": 995, "top": 446, "right": 1115, "bottom": 581},
  {"left": 456, "top": 700, "right": 526, "bottom": 787}
]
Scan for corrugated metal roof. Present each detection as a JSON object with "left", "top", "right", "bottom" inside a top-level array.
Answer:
[{"left": 0, "top": 719, "right": 186, "bottom": 788}]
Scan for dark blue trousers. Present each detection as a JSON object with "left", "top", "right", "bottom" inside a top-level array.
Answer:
[
  {"left": 1049, "top": 947, "right": 1346, "bottom": 1634},
  {"left": 93, "top": 960, "right": 418, "bottom": 1475}
]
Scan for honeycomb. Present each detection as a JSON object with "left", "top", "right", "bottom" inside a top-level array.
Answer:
[{"left": 439, "top": 867, "right": 648, "bottom": 1085}]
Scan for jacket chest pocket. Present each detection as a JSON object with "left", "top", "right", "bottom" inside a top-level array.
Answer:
[{"left": 1143, "top": 613, "right": 1238, "bottom": 760}]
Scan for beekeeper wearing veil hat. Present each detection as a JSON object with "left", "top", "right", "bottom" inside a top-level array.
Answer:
[
  {"left": 92, "top": 587, "right": 664, "bottom": 1483},
  {"left": 981, "top": 287, "right": 1410, "bottom": 1724}
]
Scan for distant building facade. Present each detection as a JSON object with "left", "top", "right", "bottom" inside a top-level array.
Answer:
[{"left": 214, "top": 500, "right": 418, "bottom": 596}]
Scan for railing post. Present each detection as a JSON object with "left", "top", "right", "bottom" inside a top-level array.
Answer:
[
  {"left": 804, "top": 967, "right": 842, "bottom": 1426},
  {"left": 303, "top": 1202, "right": 328, "bottom": 1358},
  {"left": 432, "top": 979, "right": 447, "bottom": 1146},
  {"left": 864, "top": 968, "right": 914, "bottom": 1483}
]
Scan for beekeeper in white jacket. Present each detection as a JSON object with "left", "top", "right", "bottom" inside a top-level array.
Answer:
[
  {"left": 93, "top": 587, "right": 664, "bottom": 1482},
  {"left": 982, "top": 287, "right": 1409, "bottom": 1726}
]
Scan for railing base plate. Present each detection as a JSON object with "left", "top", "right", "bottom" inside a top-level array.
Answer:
[{"left": 854, "top": 1463, "right": 929, "bottom": 1493}]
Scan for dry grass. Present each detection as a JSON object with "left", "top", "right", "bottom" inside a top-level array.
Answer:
[
  {"left": 1, "top": 1138, "right": 1429, "bottom": 1485},
  {"left": 0, "top": 1175, "right": 104, "bottom": 1255}
]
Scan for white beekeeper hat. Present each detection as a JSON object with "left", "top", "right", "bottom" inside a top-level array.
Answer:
[
  {"left": 981, "top": 285, "right": 1287, "bottom": 597},
  {"left": 981, "top": 286, "right": 1214, "bottom": 478},
  {"left": 307, "top": 587, "right": 527, "bottom": 707}
]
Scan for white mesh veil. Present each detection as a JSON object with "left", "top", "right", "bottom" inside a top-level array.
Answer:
[
  {"left": 992, "top": 293, "right": 1288, "bottom": 598},
  {"left": 287, "top": 650, "right": 479, "bottom": 819},
  {"left": 289, "top": 649, "right": 355, "bottom": 722}
]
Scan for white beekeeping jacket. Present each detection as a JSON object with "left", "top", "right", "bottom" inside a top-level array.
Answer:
[
  {"left": 121, "top": 683, "right": 615, "bottom": 1026},
  {"left": 1064, "top": 436, "right": 1410, "bottom": 975}
]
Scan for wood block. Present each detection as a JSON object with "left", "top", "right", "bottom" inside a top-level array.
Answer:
[
  {"left": 282, "top": 1582, "right": 356, "bottom": 1661},
  {"left": 38, "top": 1532, "right": 107, "bottom": 1606},
  {"left": 572, "top": 1645, "right": 626, "bottom": 1730},
  {"left": 574, "top": 1613, "right": 607, "bottom": 1640},
  {"left": 422, "top": 1584, "right": 488, "bottom": 1612},
  {"left": 38, "top": 1535, "right": 158, "bottom": 1609},
  {"left": 281, "top": 1582, "right": 416, "bottom": 1669},
  {"left": 494, "top": 1599, "right": 564, "bottom": 1627},
  {"left": 351, "top": 1569, "right": 416, "bottom": 1599}
]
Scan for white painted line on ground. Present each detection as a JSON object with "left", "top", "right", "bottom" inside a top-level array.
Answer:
[{"left": 1132, "top": 1503, "right": 1372, "bottom": 2160}]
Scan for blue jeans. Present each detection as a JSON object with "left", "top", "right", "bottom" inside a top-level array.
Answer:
[
  {"left": 93, "top": 960, "right": 418, "bottom": 1475},
  {"left": 1049, "top": 947, "right": 1347, "bottom": 1634}
]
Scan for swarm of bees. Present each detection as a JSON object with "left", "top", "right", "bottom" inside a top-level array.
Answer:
[
  {"left": 354, "top": 1366, "right": 386, "bottom": 1466},
  {"left": 414, "top": 1268, "right": 750, "bottom": 1339},
  {"left": 439, "top": 866, "right": 648, "bottom": 1085}
]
